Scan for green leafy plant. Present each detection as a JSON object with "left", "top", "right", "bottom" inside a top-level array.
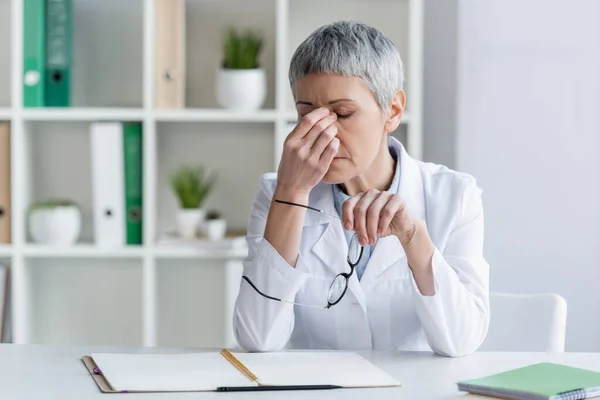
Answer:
[
  {"left": 222, "top": 27, "right": 263, "bottom": 69},
  {"left": 29, "top": 199, "right": 77, "bottom": 211},
  {"left": 170, "top": 165, "right": 217, "bottom": 209},
  {"left": 205, "top": 210, "right": 222, "bottom": 220}
]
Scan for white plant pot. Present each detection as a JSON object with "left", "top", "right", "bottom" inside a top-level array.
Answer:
[
  {"left": 216, "top": 68, "right": 266, "bottom": 110},
  {"left": 29, "top": 206, "right": 81, "bottom": 245},
  {"left": 205, "top": 219, "right": 227, "bottom": 241},
  {"left": 176, "top": 208, "right": 204, "bottom": 239}
]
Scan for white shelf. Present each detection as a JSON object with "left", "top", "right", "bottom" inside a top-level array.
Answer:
[
  {"left": 285, "top": 111, "right": 298, "bottom": 121},
  {"left": 153, "top": 246, "right": 248, "bottom": 260},
  {"left": 22, "top": 244, "right": 145, "bottom": 259},
  {"left": 0, "top": 245, "right": 12, "bottom": 257},
  {"left": 18, "top": 244, "right": 247, "bottom": 260},
  {"left": 154, "top": 109, "right": 278, "bottom": 123},
  {"left": 5, "top": 108, "right": 415, "bottom": 124},
  {"left": 284, "top": 110, "right": 412, "bottom": 124},
  {"left": 0, "top": 108, "right": 11, "bottom": 120},
  {"left": 21, "top": 108, "right": 145, "bottom": 122}
]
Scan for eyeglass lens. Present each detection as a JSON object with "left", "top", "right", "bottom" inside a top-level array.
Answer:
[
  {"left": 348, "top": 234, "right": 362, "bottom": 266},
  {"left": 327, "top": 274, "right": 347, "bottom": 304},
  {"left": 328, "top": 234, "right": 363, "bottom": 305}
]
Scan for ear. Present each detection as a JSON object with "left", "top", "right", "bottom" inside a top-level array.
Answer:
[{"left": 384, "top": 90, "right": 406, "bottom": 133}]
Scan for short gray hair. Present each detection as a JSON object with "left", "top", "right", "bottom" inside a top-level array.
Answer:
[{"left": 289, "top": 20, "right": 404, "bottom": 110}]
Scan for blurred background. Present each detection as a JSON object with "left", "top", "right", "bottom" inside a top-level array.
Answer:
[{"left": 0, "top": 0, "right": 598, "bottom": 352}]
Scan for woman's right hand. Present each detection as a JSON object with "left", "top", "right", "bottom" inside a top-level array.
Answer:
[{"left": 276, "top": 108, "right": 339, "bottom": 197}]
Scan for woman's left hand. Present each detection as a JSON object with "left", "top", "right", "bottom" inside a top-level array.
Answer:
[
  {"left": 342, "top": 188, "right": 425, "bottom": 249},
  {"left": 343, "top": 188, "right": 436, "bottom": 294}
]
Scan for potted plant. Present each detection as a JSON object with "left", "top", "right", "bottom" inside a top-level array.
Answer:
[
  {"left": 204, "top": 210, "right": 227, "bottom": 241},
  {"left": 170, "top": 165, "right": 216, "bottom": 239},
  {"left": 28, "top": 199, "right": 81, "bottom": 245},
  {"left": 216, "top": 27, "right": 266, "bottom": 110}
]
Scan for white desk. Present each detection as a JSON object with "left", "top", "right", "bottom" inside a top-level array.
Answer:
[{"left": 2, "top": 344, "right": 600, "bottom": 399}]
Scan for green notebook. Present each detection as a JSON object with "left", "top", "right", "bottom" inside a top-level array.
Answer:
[{"left": 458, "top": 362, "right": 600, "bottom": 400}]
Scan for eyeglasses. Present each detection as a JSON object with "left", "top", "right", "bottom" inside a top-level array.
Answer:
[{"left": 241, "top": 199, "right": 364, "bottom": 310}]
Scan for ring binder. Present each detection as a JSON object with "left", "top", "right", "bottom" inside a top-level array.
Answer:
[
  {"left": 23, "top": 0, "right": 46, "bottom": 107},
  {"left": 0, "top": 123, "right": 10, "bottom": 244},
  {"left": 154, "top": 0, "right": 185, "bottom": 108},
  {"left": 558, "top": 388, "right": 586, "bottom": 400}
]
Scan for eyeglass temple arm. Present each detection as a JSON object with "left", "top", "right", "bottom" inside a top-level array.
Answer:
[
  {"left": 242, "top": 276, "right": 281, "bottom": 302},
  {"left": 274, "top": 199, "right": 342, "bottom": 221},
  {"left": 242, "top": 276, "right": 326, "bottom": 309}
]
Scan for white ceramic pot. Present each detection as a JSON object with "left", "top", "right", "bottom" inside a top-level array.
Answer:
[
  {"left": 216, "top": 68, "right": 266, "bottom": 110},
  {"left": 176, "top": 208, "right": 204, "bottom": 239},
  {"left": 29, "top": 206, "right": 81, "bottom": 245},
  {"left": 206, "top": 219, "right": 227, "bottom": 241}
]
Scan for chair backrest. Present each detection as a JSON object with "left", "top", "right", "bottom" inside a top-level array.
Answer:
[{"left": 479, "top": 292, "right": 568, "bottom": 353}]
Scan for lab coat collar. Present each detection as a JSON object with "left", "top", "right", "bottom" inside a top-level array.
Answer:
[
  {"left": 306, "top": 181, "right": 364, "bottom": 308},
  {"left": 308, "top": 137, "right": 427, "bottom": 305}
]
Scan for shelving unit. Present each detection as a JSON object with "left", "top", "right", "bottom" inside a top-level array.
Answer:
[
  {"left": 0, "top": 108, "right": 11, "bottom": 119},
  {"left": 0, "top": 244, "right": 12, "bottom": 257},
  {"left": 22, "top": 244, "right": 146, "bottom": 259},
  {"left": 154, "top": 109, "right": 279, "bottom": 123},
  {"left": 1, "top": 0, "right": 424, "bottom": 348},
  {"left": 21, "top": 108, "right": 146, "bottom": 122}
]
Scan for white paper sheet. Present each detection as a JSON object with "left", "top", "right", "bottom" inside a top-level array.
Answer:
[
  {"left": 233, "top": 351, "right": 400, "bottom": 388},
  {"left": 90, "top": 352, "right": 255, "bottom": 392}
]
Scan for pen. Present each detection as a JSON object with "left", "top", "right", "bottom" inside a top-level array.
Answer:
[{"left": 216, "top": 384, "right": 343, "bottom": 392}]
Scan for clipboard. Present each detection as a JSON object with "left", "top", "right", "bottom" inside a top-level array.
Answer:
[{"left": 82, "top": 355, "right": 119, "bottom": 393}]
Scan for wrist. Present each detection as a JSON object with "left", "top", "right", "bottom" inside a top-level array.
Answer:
[
  {"left": 399, "top": 220, "right": 434, "bottom": 271},
  {"left": 274, "top": 185, "right": 311, "bottom": 204}
]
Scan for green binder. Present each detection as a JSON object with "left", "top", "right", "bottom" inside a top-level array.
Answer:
[
  {"left": 45, "top": 0, "right": 71, "bottom": 107},
  {"left": 123, "top": 123, "right": 143, "bottom": 245},
  {"left": 458, "top": 362, "right": 600, "bottom": 400},
  {"left": 23, "top": 0, "right": 46, "bottom": 107}
]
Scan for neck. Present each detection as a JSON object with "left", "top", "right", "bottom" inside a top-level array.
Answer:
[{"left": 341, "top": 135, "right": 396, "bottom": 196}]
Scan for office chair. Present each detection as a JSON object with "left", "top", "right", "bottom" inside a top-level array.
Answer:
[{"left": 479, "top": 292, "right": 568, "bottom": 353}]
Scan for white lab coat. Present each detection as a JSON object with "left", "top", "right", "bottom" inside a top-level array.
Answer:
[{"left": 233, "top": 137, "right": 490, "bottom": 357}]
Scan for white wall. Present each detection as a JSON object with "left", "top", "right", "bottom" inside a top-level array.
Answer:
[
  {"left": 423, "top": 0, "right": 457, "bottom": 167},
  {"left": 426, "top": 0, "right": 600, "bottom": 351}
]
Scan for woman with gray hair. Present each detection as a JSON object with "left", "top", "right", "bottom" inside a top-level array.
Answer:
[{"left": 233, "top": 21, "right": 490, "bottom": 357}]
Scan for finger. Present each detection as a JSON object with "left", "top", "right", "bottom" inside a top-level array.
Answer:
[
  {"left": 342, "top": 192, "right": 363, "bottom": 231},
  {"left": 319, "top": 137, "right": 339, "bottom": 167},
  {"left": 289, "top": 108, "right": 331, "bottom": 139},
  {"left": 354, "top": 189, "right": 380, "bottom": 246},
  {"left": 367, "top": 191, "right": 391, "bottom": 245},
  {"left": 310, "top": 124, "right": 338, "bottom": 156},
  {"left": 303, "top": 113, "right": 337, "bottom": 146},
  {"left": 378, "top": 194, "right": 404, "bottom": 236}
]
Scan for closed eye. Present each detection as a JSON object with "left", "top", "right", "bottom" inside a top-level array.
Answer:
[{"left": 336, "top": 113, "right": 353, "bottom": 119}]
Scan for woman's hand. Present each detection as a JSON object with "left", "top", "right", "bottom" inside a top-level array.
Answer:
[
  {"left": 342, "top": 188, "right": 425, "bottom": 249},
  {"left": 265, "top": 108, "right": 339, "bottom": 267},
  {"left": 276, "top": 108, "right": 339, "bottom": 197},
  {"left": 342, "top": 188, "right": 435, "bottom": 286}
]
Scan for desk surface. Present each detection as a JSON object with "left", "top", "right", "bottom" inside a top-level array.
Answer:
[{"left": 2, "top": 344, "right": 600, "bottom": 399}]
